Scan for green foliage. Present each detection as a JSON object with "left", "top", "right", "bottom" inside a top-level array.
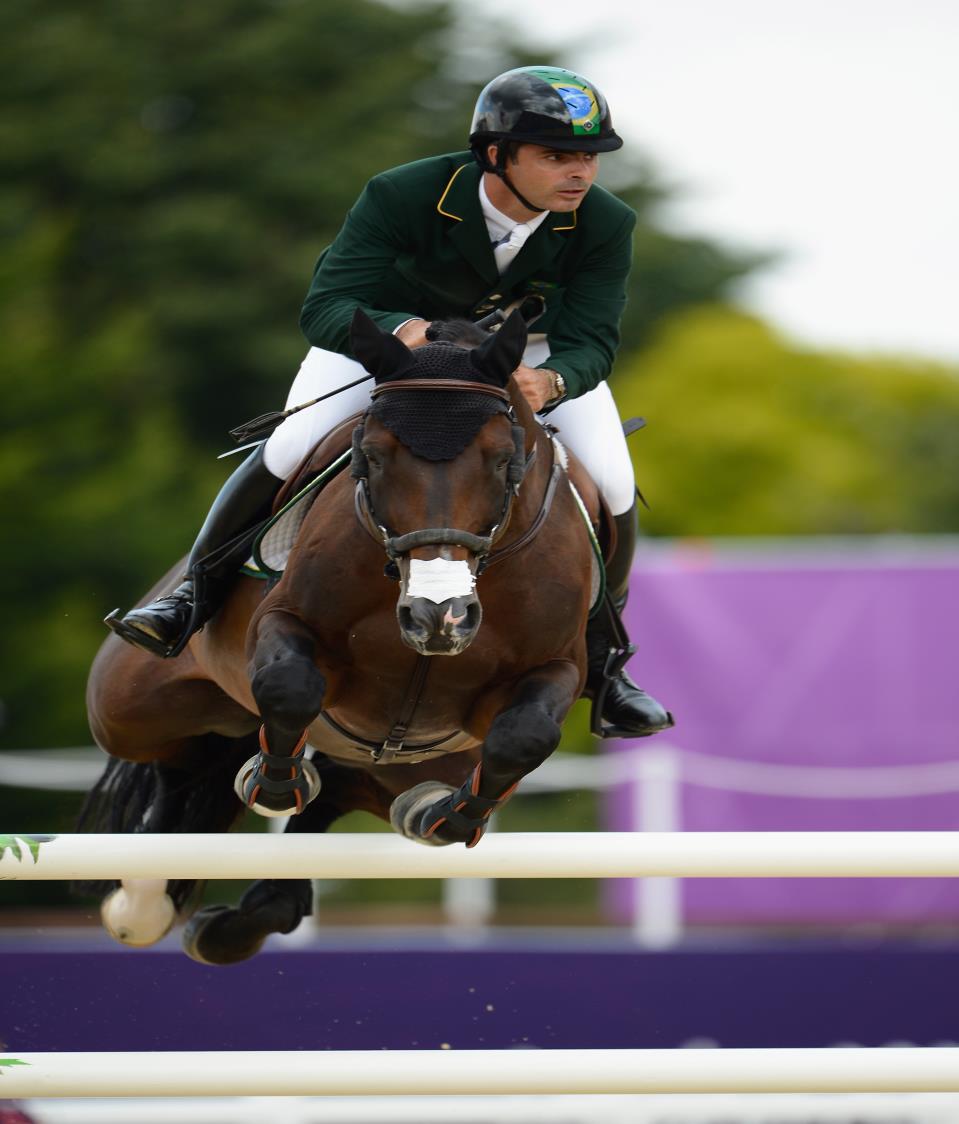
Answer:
[
  {"left": 0, "top": 0, "right": 752, "bottom": 753},
  {"left": 0, "top": 0, "right": 502, "bottom": 749},
  {"left": 617, "top": 305, "right": 959, "bottom": 535}
]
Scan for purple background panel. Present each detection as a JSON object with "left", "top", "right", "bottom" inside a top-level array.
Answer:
[
  {"left": 2, "top": 939, "right": 957, "bottom": 1051},
  {"left": 613, "top": 540, "right": 959, "bottom": 924}
]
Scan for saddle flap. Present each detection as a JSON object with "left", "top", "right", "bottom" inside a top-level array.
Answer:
[{"left": 247, "top": 416, "right": 362, "bottom": 579}]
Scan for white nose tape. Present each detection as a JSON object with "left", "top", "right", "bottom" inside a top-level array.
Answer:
[{"left": 406, "top": 558, "right": 475, "bottom": 604}]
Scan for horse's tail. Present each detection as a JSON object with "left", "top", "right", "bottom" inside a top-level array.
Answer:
[{"left": 72, "top": 733, "right": 254, "bottom": 910}]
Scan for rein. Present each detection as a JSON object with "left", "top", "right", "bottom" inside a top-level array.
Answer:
[{"left": 351, "top": 381, "right": 559, "bottom": 571}]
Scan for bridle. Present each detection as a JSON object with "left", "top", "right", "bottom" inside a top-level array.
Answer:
[{"left": 351, "top": 378, "right": 538, "bottom": 574}]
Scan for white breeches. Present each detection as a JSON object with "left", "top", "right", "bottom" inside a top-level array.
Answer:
[{"left": 263, "top": 342, "right": 636, "bottom": 515}]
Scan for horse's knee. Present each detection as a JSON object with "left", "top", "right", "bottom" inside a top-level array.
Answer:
[
  {"left": 484, "top": 706, "right": 561, "bottom": 776},
  {"left": 250, "top": 657, "right": 326, "bottom": 731}
]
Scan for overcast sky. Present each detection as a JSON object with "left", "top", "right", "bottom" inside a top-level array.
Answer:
[{"left": 469, "top": 0, "right": 959, "bottom": 362}]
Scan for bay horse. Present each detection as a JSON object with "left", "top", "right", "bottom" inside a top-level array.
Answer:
[{"left": 82, "top": 309, "right": 600, "bottom": 963}]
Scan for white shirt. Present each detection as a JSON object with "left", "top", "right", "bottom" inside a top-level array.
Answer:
[{"left": 479, "top": 179, "right": 549, "bottom": 274}]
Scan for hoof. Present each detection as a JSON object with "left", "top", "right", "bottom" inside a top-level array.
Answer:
[
  {"left": 233, "top": 754, "right": 321, "bottom": 818},
  {"left": 182, "top": 905, "right": 271, "bottom": 965},
  {"left": 101, "top": 879, "right": 177, "bottom": 947},
  {"left": 389, "top": 781, "right": 457, "bottom": 845},
  {"left": 181, "top": 882, "right": 310, "bottom": 966}
]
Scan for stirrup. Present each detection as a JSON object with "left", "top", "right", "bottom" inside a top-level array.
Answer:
[
  {"left": 589, "top": 640, "right": 643, "bottom": 739},
  {"left": 586, "top": 593, "right": 674, "bottom": 739},
  {"left": 104, "top": 571, "right": 210, "bottom": 660},
  {"left": 103, "top": 608, "right": 193, "bottom": 659}
]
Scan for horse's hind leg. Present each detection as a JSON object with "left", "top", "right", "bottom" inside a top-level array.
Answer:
[
  {"left": 82, "top": 736, "right": 254, "bottom": 948},
  {"left": 183, "top": 757, "right": 389, "bottom": 965},
  {"left": 236, "top": 610, "right": 327, "bottom": 818},
  {"left": 98, "top": 762, "right": 188, "bottom": 946}
]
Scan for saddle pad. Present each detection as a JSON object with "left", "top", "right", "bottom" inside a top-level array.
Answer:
[{"left": 243, "top": 449, "right": 351, "bottom": 579}]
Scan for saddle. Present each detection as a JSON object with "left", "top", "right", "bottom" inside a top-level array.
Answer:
[
  {"left": 244, "top": 416, "right": 361, "bottom": 580},
  {"left": 273, "top": 413, "right": 364, "bottom": 511}
]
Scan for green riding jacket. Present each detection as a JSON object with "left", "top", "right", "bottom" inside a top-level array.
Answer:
[{"left": 299, "top": 151, "right": 637, "bottom": 401}]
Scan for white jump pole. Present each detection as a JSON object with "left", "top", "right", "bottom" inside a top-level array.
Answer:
[
  {"left": 4, "top": 1048, "right": 959, "bottom": 1098},
  {"left": 3, "top": 831, "right": 959, "bottom": 881}
]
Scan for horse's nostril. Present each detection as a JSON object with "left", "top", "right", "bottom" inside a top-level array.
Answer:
[
  {"left": 463, "top": 600, "right": 481, "bottom": 633},
  {"left": 398, "top": 605, "right": 430, "bottom": 638},
  {"left": 447, "top": 598, "right": 482, "bottom": 636}
]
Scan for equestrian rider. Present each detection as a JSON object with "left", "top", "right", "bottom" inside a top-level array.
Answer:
[{"left": 109, "top": 65, "right": 674, "bottom": 737}]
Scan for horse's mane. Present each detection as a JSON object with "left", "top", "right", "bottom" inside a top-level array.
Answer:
[{"left": 424, "top": 318, "right": 488, "bottom": 347}]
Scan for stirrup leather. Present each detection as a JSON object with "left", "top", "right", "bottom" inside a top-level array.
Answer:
[{"left": 588, "top": 593, "right": 637, "bottom": 740}]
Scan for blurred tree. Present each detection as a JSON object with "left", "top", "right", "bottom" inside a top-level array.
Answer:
[
  {"left": 0, "top": 0, "right": 755, "bottom": 754},
  {"left": 617, "top": 305, "right": 959, "bottom": 536}
]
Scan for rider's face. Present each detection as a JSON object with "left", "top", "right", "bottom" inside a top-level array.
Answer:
[{"left": 486, "top": 143, "right": 599, "bottom": 218}]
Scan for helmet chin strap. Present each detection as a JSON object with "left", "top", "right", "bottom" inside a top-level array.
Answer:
[{"left": 490, "top": 143, "right": 543, "bottom": 216}]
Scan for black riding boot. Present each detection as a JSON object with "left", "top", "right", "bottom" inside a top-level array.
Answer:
[
  {"left": 585, "top": 502, "right": 674, "bottom": 737},
  {"left": 105, "top": 445, "right": 283, "bottom": 658}
]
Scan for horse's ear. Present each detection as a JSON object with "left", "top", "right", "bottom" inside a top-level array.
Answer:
[
  {"left": 470, "top": 309, "right": 528, "bottom": 387},
  {"left": 350, "top": 308, "right": 417, "bottom": 380}
]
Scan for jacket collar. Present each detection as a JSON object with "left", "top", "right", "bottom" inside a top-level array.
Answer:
[{"left": 436, "top": 160, "right": 578, "bottom": 288}]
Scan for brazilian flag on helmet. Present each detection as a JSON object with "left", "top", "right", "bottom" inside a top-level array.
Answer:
[{"left": 469, "top": 65, "right": 623, "bottom": 153}]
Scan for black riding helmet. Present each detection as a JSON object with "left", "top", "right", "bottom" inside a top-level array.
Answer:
[{"left": 469, "top": 66, "right": 623, "bottom": 211}]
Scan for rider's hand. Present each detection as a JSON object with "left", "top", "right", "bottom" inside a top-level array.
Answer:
[
  {"left": 513, "top": 364, "right": 561, "bottom": 413},
  {"left": 395, "top": 319, "right": 432, "bottom": 349}
]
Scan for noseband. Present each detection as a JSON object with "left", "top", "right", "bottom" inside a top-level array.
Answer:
[{"left": 351, "top": 378, "right": 536, "bottom": 570}]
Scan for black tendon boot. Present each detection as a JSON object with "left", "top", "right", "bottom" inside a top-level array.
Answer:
[
  {"left": 105, "top": 445, "right": 282, "bottom": 657},
  {"left": 585, "top": 502, "right": 674, "bottom": 737}
]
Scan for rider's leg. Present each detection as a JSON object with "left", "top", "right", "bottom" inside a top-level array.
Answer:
[
  {"left": 108, "top": 444, "right": 283, "bottom": 655},
  {"left": 262, "top": 346, "right": 376, "bottom": 478},
  {"left": 109, "top": 347, "right": 374, "bottom": 657},
  {"left": 544, "top": 381, "right": 674, "bottom": 736}
]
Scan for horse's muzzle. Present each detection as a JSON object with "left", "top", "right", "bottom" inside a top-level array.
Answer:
[{"left": 397, "top": 595, "right": 483, "bottom": 656}]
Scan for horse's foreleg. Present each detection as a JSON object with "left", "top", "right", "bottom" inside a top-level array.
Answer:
[
  {"left": 393, "top": 660, "right": 581, "bottom": 848},
  {"left": 237, "top": 610, "right": 327, "bottom": 818},
  {"left": 183, "top": 757, "right": 390, "bottom": 964}
]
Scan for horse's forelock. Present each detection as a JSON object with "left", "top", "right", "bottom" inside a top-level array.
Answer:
[
  {"left": 424, "top": 318, "right": 488, "bottom": 347},
  {"left": 376, "top": 336, "right": 501, "bottom": 389}
]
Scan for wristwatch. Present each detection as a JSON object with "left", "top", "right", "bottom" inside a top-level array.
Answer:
[{"left": 544, "top": 368, "right": 567, "bottom": 403}]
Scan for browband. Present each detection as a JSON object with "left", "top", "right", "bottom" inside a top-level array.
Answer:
[{"left": 371, "top": 379, "right": 511, "bottom": 402}]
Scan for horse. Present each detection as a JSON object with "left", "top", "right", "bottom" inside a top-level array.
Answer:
[{"left": 82, "top": 309, "right": 601, "bottom": 964}]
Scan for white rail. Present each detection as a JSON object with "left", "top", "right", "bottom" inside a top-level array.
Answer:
[
  {"left": 5, "top": 1048, "right": 959, "bottom": 1098},
  {"left": 24, "top": 1092, "right": 959, "bottom": 1124},
  {"left": 3, "top": 831, "right": 959, "bottom": 881},
  {"left": 11, "top": 743, "right": 959, "bottom": 798}
]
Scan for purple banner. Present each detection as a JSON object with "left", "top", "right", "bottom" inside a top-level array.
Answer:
[
  {"left": 614, "top": 539, "right": 959, "bottom": 923},
  {"left": 2, "top": 939, "right": 958, "bottom": 1051}
]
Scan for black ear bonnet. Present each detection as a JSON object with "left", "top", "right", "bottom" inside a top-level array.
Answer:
[{"left": 349, "top": 309, "right": 529, "bottom": 463}]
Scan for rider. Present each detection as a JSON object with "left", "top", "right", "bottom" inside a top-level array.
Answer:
[{"left": 108, "top": 65, "right": 673, "bottom": 737}]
